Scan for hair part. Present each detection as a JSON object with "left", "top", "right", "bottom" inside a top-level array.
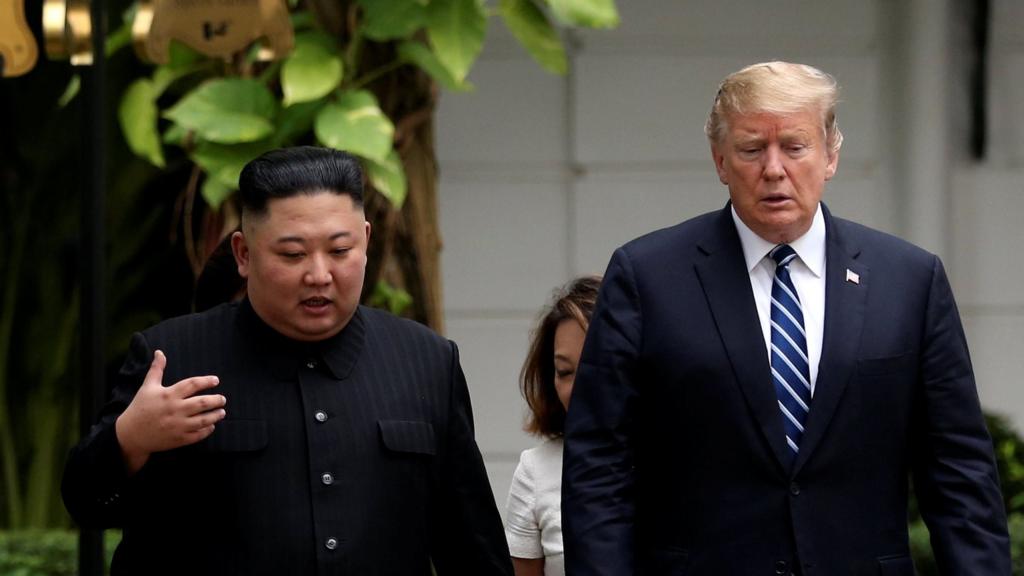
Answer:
[
  {"left": 521, "top": 275, "right": 602, "bottom": 438},
  {"left": 705, "top": 61, "right": 844, "bottom": 155},
  {"left": 238, "top": 146, "right": 366, "bottom": 221}
]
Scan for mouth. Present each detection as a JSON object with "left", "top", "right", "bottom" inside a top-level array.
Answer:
[
  {"left": 762, "top": 194, "right": 792, "bottom": 206},
  {"left": 301, "top": 296, "right": 333, "bottom": 311}
]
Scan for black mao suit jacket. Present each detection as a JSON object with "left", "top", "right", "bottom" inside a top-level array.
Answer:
[
  {"left": 63, "top": 300, "right": 512, "bottom": 576},
  {"left": 562, "top": 203, "right": 1010, "bottom": 575}
]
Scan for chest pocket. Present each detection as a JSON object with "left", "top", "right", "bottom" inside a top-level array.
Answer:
[
  {"left": 378, "top": 420, "right": 436, "bottom": 456},
  {"left": 198, "top": 419, "right": 268, "bottom": 453}
]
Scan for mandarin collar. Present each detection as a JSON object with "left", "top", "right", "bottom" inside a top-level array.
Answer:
[{"left": 235, "top": 298, "right": 365, "bottom": 381}]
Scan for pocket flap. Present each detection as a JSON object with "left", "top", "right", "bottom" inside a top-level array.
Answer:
[
  {"left": 877, "top": 554, "right": 914, "bottom": 576},
  {"left": 857, "top": 352, "right": 916, "bottom": 376},
  {"left": 378, "top": 420, "right": 436, "bottom": 456},
  {"left": 201, "top": 419, "right": 268, "bottom": 453}
]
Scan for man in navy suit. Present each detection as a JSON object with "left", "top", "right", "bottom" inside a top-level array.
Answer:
[{"left": 562, "top": 62, "right": 1010, "bottom": 575}]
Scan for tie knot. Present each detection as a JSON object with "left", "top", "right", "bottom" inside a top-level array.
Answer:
[{"left": 770, "top": 244, "right": 798, "bottom": 268}]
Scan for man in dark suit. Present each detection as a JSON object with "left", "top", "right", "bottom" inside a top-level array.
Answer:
[
  {"left": 63, "top": 147, "right": 513, "bottom": 575},
  {"left": 562, "top": 62, "right": 1010, "bottom": 575}
]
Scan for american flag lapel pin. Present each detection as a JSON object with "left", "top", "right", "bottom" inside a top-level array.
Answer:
[{"left": 846, "top": 269, "right": 860, "bottom": 285}]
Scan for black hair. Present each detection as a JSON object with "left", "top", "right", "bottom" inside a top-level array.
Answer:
[{"left": 238, "top": 146, "right": 365, "bottom": 216}]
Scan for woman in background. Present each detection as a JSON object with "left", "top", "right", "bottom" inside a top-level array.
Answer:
[{"left": 505, "top": 276, "right": 601, "bottom": 576}]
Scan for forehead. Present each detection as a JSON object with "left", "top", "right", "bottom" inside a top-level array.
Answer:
[
  {"left": 726, "top": 108, "right": 824, "bottom": 139},
  {"left": 249, "top": 192, "right": 363, "bottom": 236},
  {"left": 261, "top": 192, "right": 360, "bottom": 221}
]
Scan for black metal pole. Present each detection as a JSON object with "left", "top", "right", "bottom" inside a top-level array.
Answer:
[{"left": 78, "top": 0, "right": 107, "bottom": 574}]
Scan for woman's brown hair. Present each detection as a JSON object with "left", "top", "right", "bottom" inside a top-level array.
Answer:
[{"left": 521, "top": 275, "right": 601, "bottom": 437}]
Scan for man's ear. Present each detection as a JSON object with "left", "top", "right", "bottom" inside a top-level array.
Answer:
[
  {"left": 231, "top": 231, "right": 250, "bottom": 278},
  {"left": 711, "top": 145, "right": 728, "bottom": 185},
  {"left": 824, "top": 148, "right": 840, "bottom": 181},
  {"left": 364, "top": 220, "right": 371, "bottom": 244}
]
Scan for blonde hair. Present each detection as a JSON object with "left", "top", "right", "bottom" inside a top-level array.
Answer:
[{"left": 705, "top": 61, "right": 843, "bottom": 155}]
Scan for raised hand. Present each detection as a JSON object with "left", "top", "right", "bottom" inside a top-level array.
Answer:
[{"left": 115, "top": 350, "right": 227, "bottom": 475}]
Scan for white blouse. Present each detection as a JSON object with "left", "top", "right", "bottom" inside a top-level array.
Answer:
[{"left": 504, "top": 438, "right": 565, "bottom": 576}]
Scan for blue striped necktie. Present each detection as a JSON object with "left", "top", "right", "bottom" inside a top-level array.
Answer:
[{"left": 769, "top": 244, "right": 811, "bottom": 466}]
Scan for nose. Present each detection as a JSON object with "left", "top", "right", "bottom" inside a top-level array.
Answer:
[
  {"left": 762, "top": 145, "right": 785, "bottom": 181},
  {"left": 303, "top": 254, "right": 332, "bottom": 285}
]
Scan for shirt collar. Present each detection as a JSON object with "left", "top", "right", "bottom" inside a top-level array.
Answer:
[
  {"left": 731, "top": 203, "right": 826, "bottom": 277},
  {"left": 236, "top": 298, "right": 365, "bottom": 381}
]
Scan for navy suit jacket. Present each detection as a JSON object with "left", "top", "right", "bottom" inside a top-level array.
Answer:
[{"left": 562, "top": 204, "right": 1010, "bottom": 575}]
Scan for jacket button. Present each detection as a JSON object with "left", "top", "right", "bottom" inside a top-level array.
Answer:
[
  {"left": 314, "top": 410, "right": 328, "bottom": 422},
  {"left": 321, "top": 472, "right": 334, "bottom": 485},
  {"left": 325, "top": 537, "right": 338, "bottom": 550},
  {"left": 790, "top": 482, "right": 800, "bottom": 496},
  {"left": 775, "top": 560, "right": 788, "bottom": 574},
  {"left": 306, "top": 360, "right": 317, "bottom": 369}
]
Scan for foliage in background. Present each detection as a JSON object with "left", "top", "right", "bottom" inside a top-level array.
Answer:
[
  {"left": 114, "top": 0, "right": 620, "bottom": 327},
  {"left": 0, "top": 530, "right": 120, "bottom": 576},
  {"left": 0, "top": 40, "right": 181, "bottom": 530}
]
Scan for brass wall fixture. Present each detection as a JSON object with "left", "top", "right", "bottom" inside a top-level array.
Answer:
[
  {"left": 0, "top": 0, "right": 40, "bottom": 77},
  {"left": 43, "top": 0, "right": 93, "bottom": 66},
  {"left": 132, "top": 0, "right": 293, "bottom": 64}
]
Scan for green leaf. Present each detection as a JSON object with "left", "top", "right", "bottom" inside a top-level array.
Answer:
[
  {"left": 314, "top": 90, "right": 394, "bottom": 161},
  {"left": 168, "top": 41, "right": 203, "bottom": 69},
  {"left": 274, "top": 100, "right": 325, "bottom": 145},
  {"left": 397, "top": 41, "right": 473, "bottom": 92},
  {"left": 364, "top": 150, "right": 407, "bottom": 208},
  {"left": 105, "top": 22, "right": 132, "bottom": 57},
  {"left": 368, "top": 280, "right": 413, "bottom": 315},
  {"left": 282, "top": 32, "right": 344, "bottom": 106},
  {"left": 164, "top": 78, "right": 277, "bottom": 144},
  {"left": 192, "top": 140, "right": 276, "bottom": 201},
  {"left": 201, "top": 177, "right": 234, "bottom": 208},
  {"left": 119, "top": 79, "right": 166, "bottom": 168},
  {"left": 57, "top": 75, "right": 80, "bottom": 108},
  {"left": 499, "top": 0, "right": 567, "bottom": 74},
  {"left": 548, "top": 0, "right": 620, "bottom": 28},
  {"left": 163, "top": 123, "right": 189, "bottom": 146},
  {"left": 359, "top": 0, "right": 428, "bottom": 40},
  {"left": 290, "top": 10, "right": 316, "bottom": 31},
  {"left": 426, "top": 0, "right": 486, "bottom": 83}
]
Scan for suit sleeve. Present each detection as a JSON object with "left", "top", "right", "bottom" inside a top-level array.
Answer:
[
  {"left": 430, "top": 341, "right": 514, "bottom": 576},
  {"left": 563, "top": 247, "right": 643, "bottom": 576},
  {"left": 911, "top": 256, "right": 1011, "bottom": 572},
  {"left": 61, "top": 332, "right": 153, "bottom": 528}
]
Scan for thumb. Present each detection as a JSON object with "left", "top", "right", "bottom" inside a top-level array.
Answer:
[{"left": 143, "top": 350, "right": 167, "bottom": 388}]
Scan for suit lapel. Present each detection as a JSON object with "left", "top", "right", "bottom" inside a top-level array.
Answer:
[
  {"left": 694, "top": 207, "right": 791, "bottom": 473},
  {"left": 793, "top": 207, "right": 868, "bottom": 474}
]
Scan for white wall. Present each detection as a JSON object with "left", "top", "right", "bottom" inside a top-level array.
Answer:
[{"left": 436, "top": 0, "right": 1024, "bottom": 511}]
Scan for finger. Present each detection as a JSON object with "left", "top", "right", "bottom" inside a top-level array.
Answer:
[
  {"left": 185, "top": 408, "right": 226, "bottom": 431},
  {"left": 180, "top": 394, "right": 227, "bottom": 416},
  {"left": 143, "top": 350, "right": 167, "bottom": 388},
  {"left": 169, "top": 375, "right": 220, "bottom": 398},
  {"left": 183, "top": 424, "right": 217, "bottom": 445}
]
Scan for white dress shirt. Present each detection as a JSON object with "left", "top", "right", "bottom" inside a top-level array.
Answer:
[{"left": 731, "top": 204, "right": 826, "bottom": 396}]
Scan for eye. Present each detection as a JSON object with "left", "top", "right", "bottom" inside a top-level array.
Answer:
[
  {"left": 330, "top": 247, "right": 351, "bottom": 256},
  {"left": 281, "top": 252, "right": 304, "bottom": 260},
  {"left": 556, "top": 369, "right": 575, "bottom": 379}
]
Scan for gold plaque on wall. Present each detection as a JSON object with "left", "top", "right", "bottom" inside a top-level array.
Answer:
[
  {"left": 42, "top": 0, "right": 92, "bottom": 66},
  {"left": 0, "top": 0, "right": 39, "bottom": 76},
  {"left": 133, "top": 0, "right": 293, "bottom": 64}
]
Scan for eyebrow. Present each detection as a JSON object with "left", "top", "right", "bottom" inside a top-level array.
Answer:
[{"left": 274, "top": 231, "right": 352, "bottom": 244}]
